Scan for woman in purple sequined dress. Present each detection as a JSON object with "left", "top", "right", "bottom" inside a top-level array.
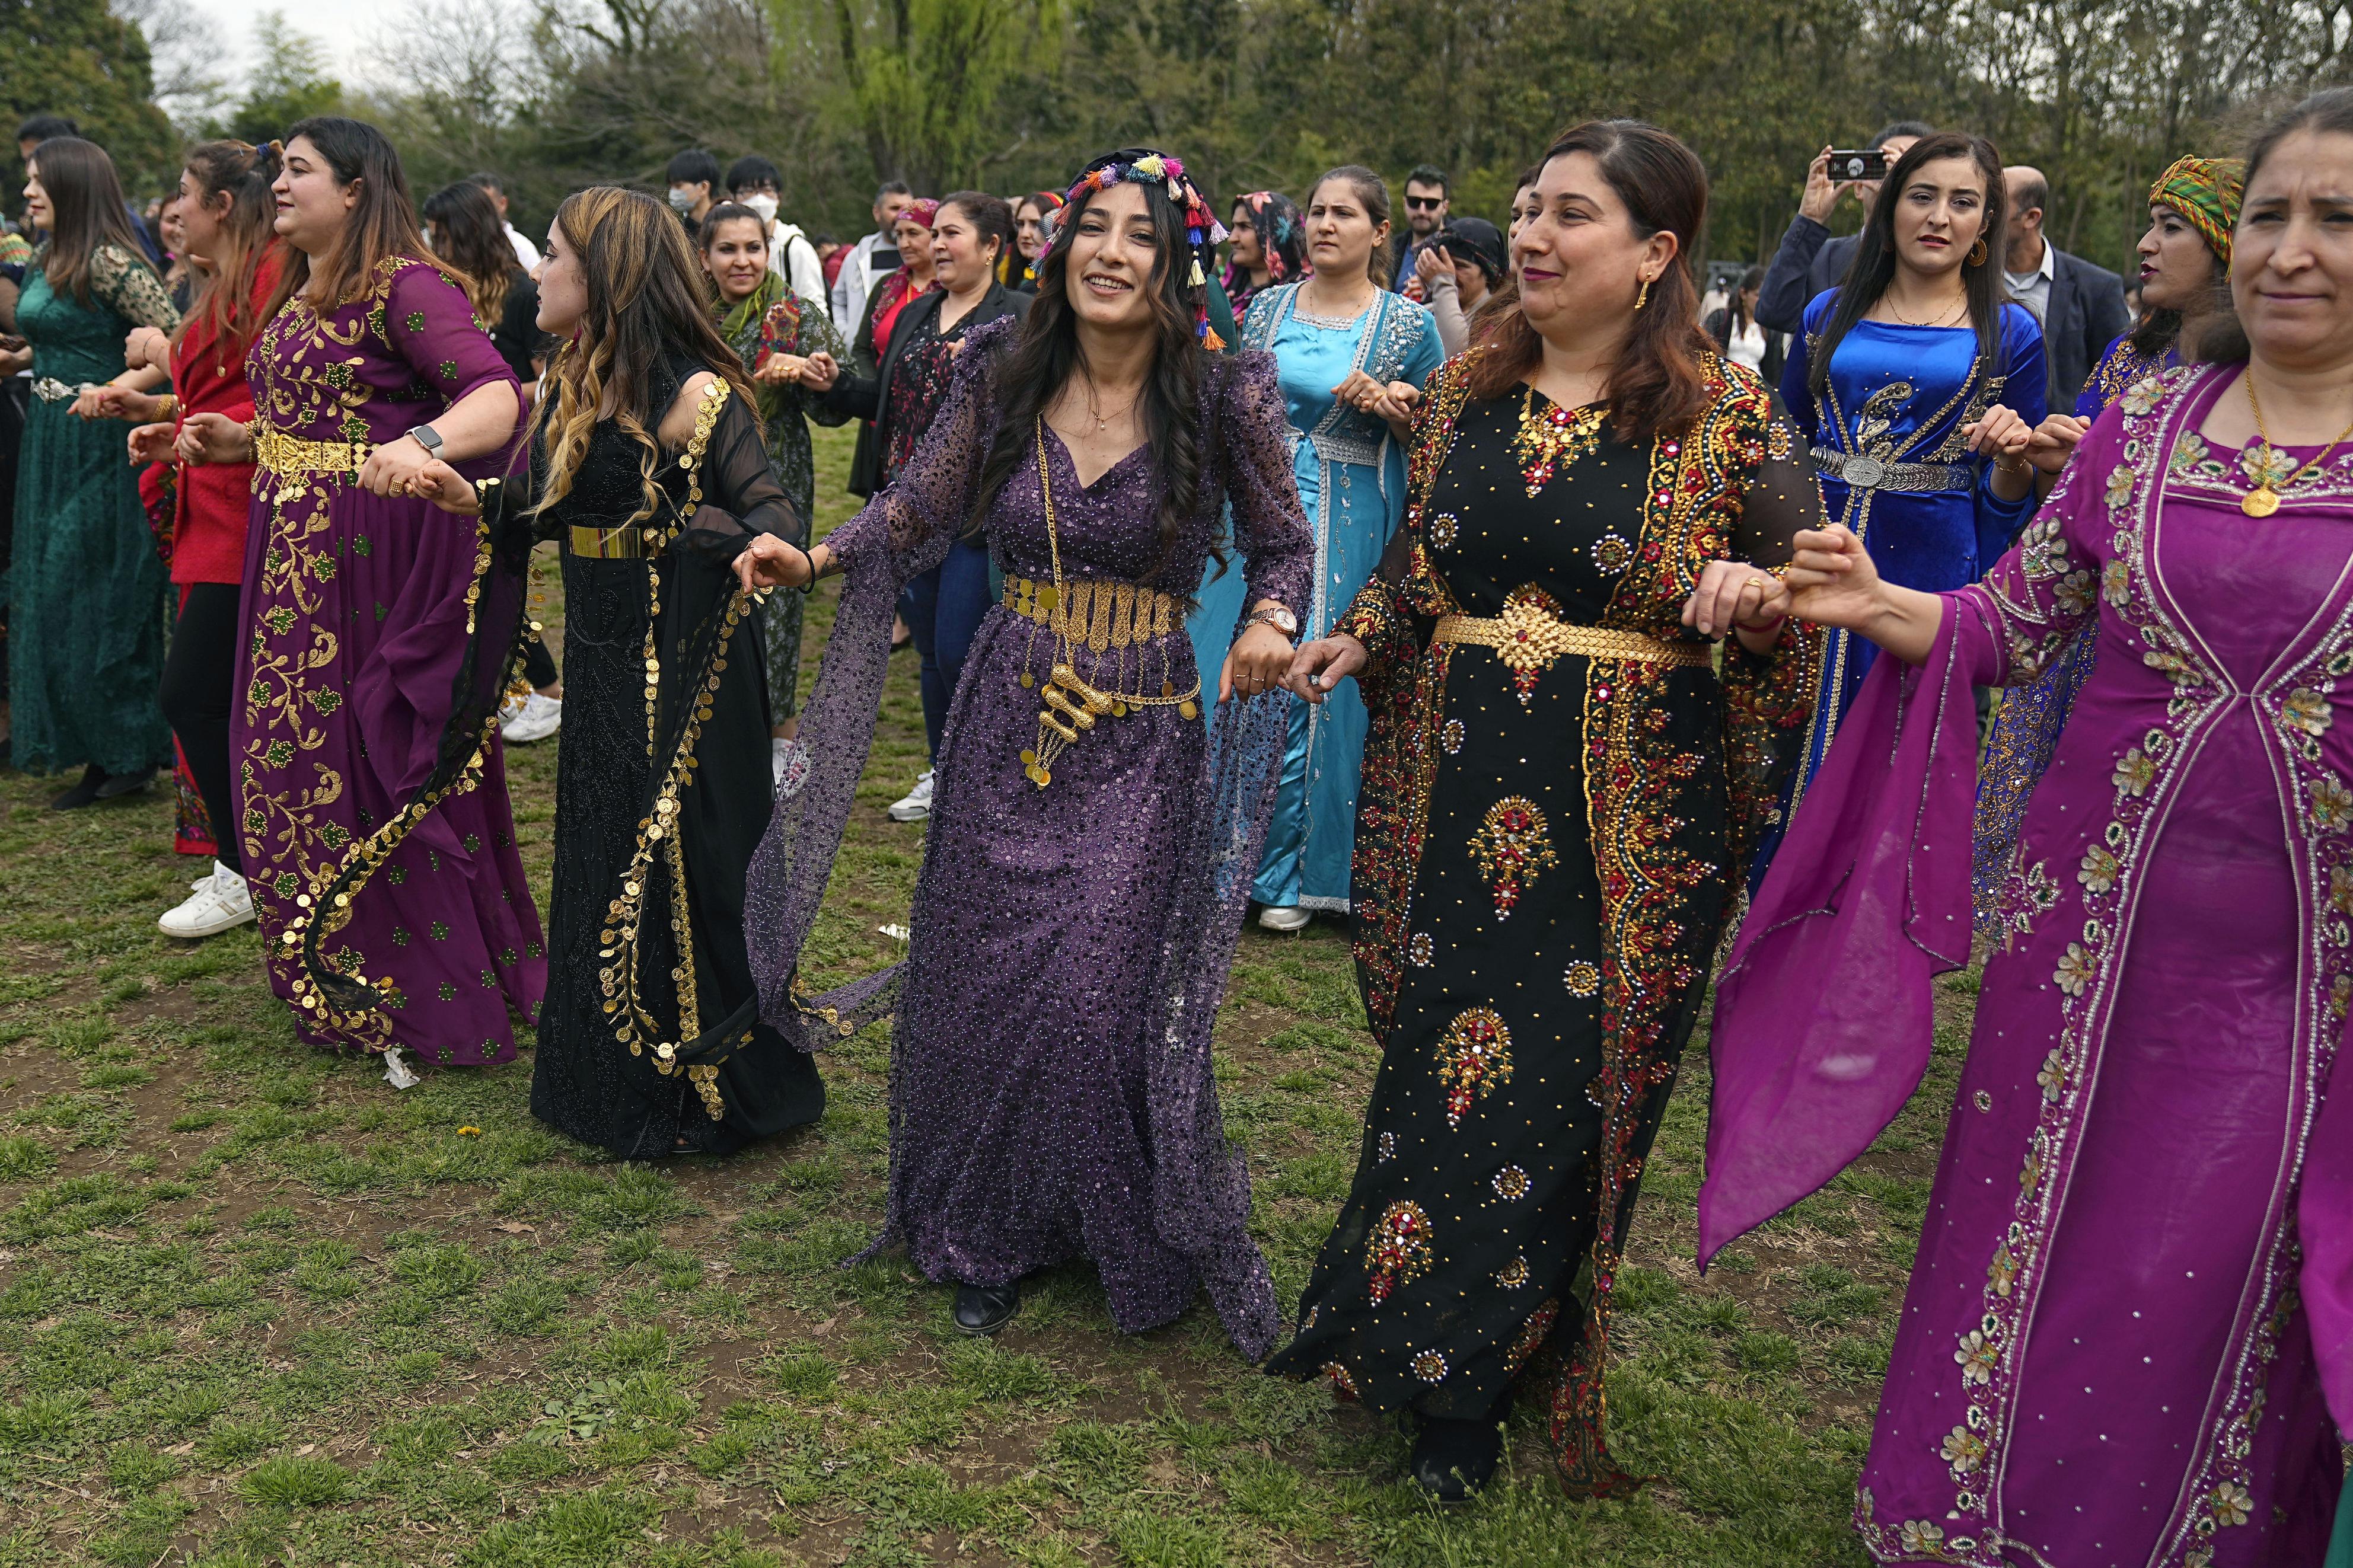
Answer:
[{"left": 738, "top": 149, "right": 1313, "bottom": 1351}]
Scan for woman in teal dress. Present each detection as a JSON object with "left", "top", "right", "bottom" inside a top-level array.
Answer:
[
  {"left": 1200, "top": 167, "right": 1440, "bottom": 930},
  {"left": 12, "top": 137, "right": 180, "bottom": 806}
]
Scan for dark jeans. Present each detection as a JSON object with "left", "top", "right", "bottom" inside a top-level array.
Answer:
[
  {"left": 158, "top": 582, "right": 241, "bottom": 873},
  {"left": 900, "top": 537, "right": 993, "bottom": 762}
]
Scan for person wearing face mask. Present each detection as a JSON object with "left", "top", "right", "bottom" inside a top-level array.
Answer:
[
  {"left": 700, "top": 200, "right": 850, "bottom": 791},
  {"left": 1756, "top": 121, "right": 1934, "bottom": 336},
  {"left": 176, "top": 116, "right": 539, "bottom": 1090},
  {"left": 665, "top": 149, "right": 720, "bottom": 231},
  {"left": 723, "top": 155, "right": 827, "bottom": 317},
  {"left": 1411, "top": 215, "right": 1507, "bottom": 356},
  {"left": 734, "top": 148, "right": 1311, "bottom": 1349},
  {"left": 1758, "top": 131, "right": 2046, "bottom": 880},
  {"left": 412, "top": 187, "right": 828, "bottom": 1158},
  {"left": 1706, "top": 89, "right": 2353, "bottom": 1568},
  {"left": 802, "top": 193, "right": 1025, "bottom": 822},
  {"left": 1269, "top": 119, "right": 1819, "bottom": 1502},
  {"left": 1227, "top": 166, "right": 1440, "bottom": 933}
]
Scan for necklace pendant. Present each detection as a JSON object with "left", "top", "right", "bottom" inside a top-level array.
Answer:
[{"left": 2243, "top": 486, "right": 2281, "bottom": 519}]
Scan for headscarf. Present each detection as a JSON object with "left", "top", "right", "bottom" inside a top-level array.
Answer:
[
  {"left": 1222, "top": 190, "right": 1306, "bottom": 308},
  {"left": 2148, "top": 155, "right": 2245, "bottom": 264},
  {"left": 1056, "top": 148, "right": 1230, "bottom": 349}
]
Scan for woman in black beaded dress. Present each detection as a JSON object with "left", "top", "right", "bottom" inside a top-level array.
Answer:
[
  {"left": 1272, "top": 122, "right": 1818, "bottom": 1500},
  {"left": 415, "top": 187, "right": 824, "bottom": 1157}
]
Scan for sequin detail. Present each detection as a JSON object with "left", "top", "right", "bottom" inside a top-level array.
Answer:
[
  {"left": 1434, "top": 1007, "right": 1513, "bottom": 1128},
  {"left": 1505, "top": 1298, "right": 1561, "bottom": 1372},
  {"left": 1590, "top": 533, "right": 1633, "bottom": 573},
  {"left": 1493, "top": 1165, "right": 1531, "bottom": 1200},
  {"left": 1366, "top": 1200, "right": 1435, "bottom": 1302},
  {"left": 1408, "top": 931, "right": 1434, "bottom": 966},
  {"left": 1442, "top": 718, "right": 1465, "bottom": 754},
  {"left": 1429, "top": 510, "right": 1460, "bottom": 550},
  {"left": 1323, "top": 1361, "right": 1359, "bottom": 1401},
  {"left": 1563, "top": 960, "right": 1600, "bottom": 997},
  {"left": 1412, "top": 1349, "right": 1450, "bottom": 1383},
  {"left": 1496, "top": 1254, "right": 1531, "bottom": 1288},
  {"left": 1468, "top": 796, "right": 1558, "bottom": 918},
  {"left": 1378, "top": 1130, "right": 1397, "bottom": 1162},
  {"left": 1513, "top": 390, "right": 1606, "bottom": 496}
]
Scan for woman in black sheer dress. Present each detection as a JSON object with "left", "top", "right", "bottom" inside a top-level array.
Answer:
[{"left": 416, "top": 187, "right": 824, "bottom": 1157}]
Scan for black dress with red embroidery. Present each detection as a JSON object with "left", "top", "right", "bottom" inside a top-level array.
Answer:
[{"left": 1265, "top": 377, "right": 1816, "bottom": 1486}]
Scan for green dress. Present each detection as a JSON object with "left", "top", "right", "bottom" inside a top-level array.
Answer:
[
  {"left": 716, "top": 274, "right": 847, "bottom": 727},
  {"left": 10, "top": 244, "right": 180, "bottom": 775}
]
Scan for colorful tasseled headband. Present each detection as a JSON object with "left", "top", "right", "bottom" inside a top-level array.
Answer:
[
  {"left": 1059, "top": 150, "right": 1230, "bottom": 349},
  {"left": 2148, "top": 154, "right": 2245, "bottom": 265}
]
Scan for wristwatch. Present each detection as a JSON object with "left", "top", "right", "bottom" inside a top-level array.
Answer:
[
  {"left": 406, "top": 423, "right": 445, "bottom": 456},
  {"left": 1244, "top": 604, "right": 1300, "bottom": 638}
]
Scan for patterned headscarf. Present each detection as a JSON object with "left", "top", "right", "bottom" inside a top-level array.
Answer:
[
  {"left": 1056, "top": 148, "right": 1230, "bottom": 349},
  {"left": 1227, "top": 190, "right": 1307, "bottom": 288},
  {"left": 896, "top": 197, "right": 940, "bottom": 233},
  {"left": 2148, "top": 155, "right": 2245, "bottom": 265}
]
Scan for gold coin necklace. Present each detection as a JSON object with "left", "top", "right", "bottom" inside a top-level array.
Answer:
[{"left": 2240, "top": 372, "right": 2353, "bottom": 518}]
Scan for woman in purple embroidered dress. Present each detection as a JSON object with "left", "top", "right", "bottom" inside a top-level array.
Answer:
[
  {"left": 182, "top": 118, "right": 542, "bottom": 1085},
  {"left": 1701, "top": 91, "right": 2353, "bottom": 1566},
  {"left": 736, "top": 149, "right": 1312, "bottom": 1349}
]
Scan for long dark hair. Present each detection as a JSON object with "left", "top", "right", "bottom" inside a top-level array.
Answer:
[
  {"left": 2204, "top": 87, "right": 2353, "bottom": 366},
  {"left": 28, "top": 137, "right": 154, "bottom": 305},
  {"left": 1807, "top": 131, "right": 2009, "bottom": 404},
  {"left": 267, "top": 116, "right": 443, "bottom": 317},
  {"left": 530, "top": 187, "right": 757, "bottom": 522},
  {"left": 1464, "top": 120, "right": 1714, "bottom": 445},
  {"left": 967, "top": 151, "right": 1211, "bottom": 586},
  {"left": 176, "top": 140, "right": 282, "bottom": 353},
  {"left": 422, "top": 179, "right": 519, "bottom": 322}
]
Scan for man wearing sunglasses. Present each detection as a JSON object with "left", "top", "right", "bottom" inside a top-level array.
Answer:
[{"left": 1393, "top": 164, "right": 1450, "bottom": 294}]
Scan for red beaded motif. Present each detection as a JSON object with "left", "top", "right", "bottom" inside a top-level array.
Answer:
[
  {"left": 1468, "top": 794, "right": 1558, "bottom": 918},
  {"left": 1433, "top": 1007, "right": 1514, "bottom": 1128},
  {"left": 1364, "top": 1200, "right": 1435, "bottom": 1303}
]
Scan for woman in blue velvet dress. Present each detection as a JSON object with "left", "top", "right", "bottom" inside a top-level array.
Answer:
[
  {"left": 1200, "top": 167, "right": 1439, "bottom": 930},
  {"left": 1764, "top": 132, "right": 2045, "bottom": 871}
]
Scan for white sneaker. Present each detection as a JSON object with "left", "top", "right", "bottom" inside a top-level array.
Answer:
[
  {"left": 500, "top": 690, "right": 562, "bottom": 744},
  {"left": 160, "top": 861, "right": 257, "bottom": 938},
  {"left": 772, "top": 736, "right": 811, "bottom": 797},
  {"left": 887, "top": 769, "right": 935, "bottom": 822},
  {"left": 1257, "top": 905, "right": 1312, "bottom": 933}
]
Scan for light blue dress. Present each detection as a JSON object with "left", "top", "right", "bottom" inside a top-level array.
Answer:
[{"left": 1187, "top": 283, "right": 1440, "bottom": 912}]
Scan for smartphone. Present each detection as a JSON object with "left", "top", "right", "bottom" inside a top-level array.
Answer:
[
  {"left": 871, "top": 244, "right": 902, "bottom": 273},
  {"left": 1825, "top": 148, "right": 1888, "bottom": 183}
]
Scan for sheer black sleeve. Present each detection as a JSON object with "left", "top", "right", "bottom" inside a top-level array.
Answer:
[
  {"left": 1734, "top": 414, "right": 1824, "bottom": 570},
  {"left": 676, "top": 390, "right": 803, "bottom": 564}
]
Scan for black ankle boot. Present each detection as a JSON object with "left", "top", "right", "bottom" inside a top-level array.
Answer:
[
  {"left": 95, "top": 764, "right": 156, "bottom": 801},
  {"left": 1409, "top": 1409, "right": 1505, "bottom": 1502},
  {"left": 951, "top": 1279, "right": 1020, "bottom": 1336},
  {"left": 50, "top": 764, "right": 106, "bottom": 811}
]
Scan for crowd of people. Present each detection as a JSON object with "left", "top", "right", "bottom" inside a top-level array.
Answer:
[{"left": 0, "top": 85, "right": 2347, "bottom": 1564}]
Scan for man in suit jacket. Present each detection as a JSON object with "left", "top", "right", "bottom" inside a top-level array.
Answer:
[
  {"left": 2001, "top": 165, "right": 2131, "bottom": 411},
  {"left": 1755, "top": 121, "right": 1933, "bottom": 336}
]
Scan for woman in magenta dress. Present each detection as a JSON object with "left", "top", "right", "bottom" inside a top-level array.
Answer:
[
  {"left": 183, "top": 117, "right": 542, "bottom": 1084},
  {"left": 1702, "top": 91, "right": 2353, "bottom": 1567}
]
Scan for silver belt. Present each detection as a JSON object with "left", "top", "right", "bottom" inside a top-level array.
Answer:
[
  {"left": 32, "top": 377, "right": 90, "bottom": 403},
  {"left": 1810, "top": 446, "right": 1975, "bottom": 494}
]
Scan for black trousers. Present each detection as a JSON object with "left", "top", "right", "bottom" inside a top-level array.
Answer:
[
  {"left": 522, "top": 633, "right": 559, "bottom": 691},
  {"left": 158, "top": 582, "right": 241, "bottom": 874}
]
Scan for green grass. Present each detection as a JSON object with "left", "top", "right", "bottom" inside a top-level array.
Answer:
[{"left": 0, "top": 423, "right": 1971, "bottom": 1564}]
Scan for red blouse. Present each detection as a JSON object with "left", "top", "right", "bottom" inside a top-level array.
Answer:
[{"left": 166, "top": 244, "right": 282, "bottom": 585}]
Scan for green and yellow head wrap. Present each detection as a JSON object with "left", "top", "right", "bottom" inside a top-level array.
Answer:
[{"left": 2148, "top": 155, "right": 2246, "bottom": 264}]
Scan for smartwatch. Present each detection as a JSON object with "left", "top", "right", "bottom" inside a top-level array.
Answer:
[{"left": 406, "top": 423, "right": 445, "bottom": 456}]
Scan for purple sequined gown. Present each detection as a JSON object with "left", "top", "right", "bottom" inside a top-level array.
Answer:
[{"left": 748, "top": 319, "right": 1312, "bottom": 1355}]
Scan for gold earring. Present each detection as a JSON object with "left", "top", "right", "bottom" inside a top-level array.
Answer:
[
  {"left": 1967, "top": 235, "right": 1988, "bottom": 266},
  {"left": 1635, "top": 274, "right": 1651, "bottom": 311}
]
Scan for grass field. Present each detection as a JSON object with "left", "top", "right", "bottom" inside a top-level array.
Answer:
[{"left": 0, "top": 423, "right": 1976, "bottom": 1567}]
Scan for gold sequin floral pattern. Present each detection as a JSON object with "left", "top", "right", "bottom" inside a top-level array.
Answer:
[
  {"left": 1468, "top": 795, "right": 1559, "bottom": 918},
  {"left": 1512, "top": 387, "right": 1606, "bottom": 496},
  {"left": 1428, "top": 510, "right": 1460, "bottom": 550},
  {"left": 1492, "top": 1165, "right": 1531, "bottom": 1200},
  {"left": 1563, "top": 960, "right": 1600, "bottom": 997},
  {"left": 1412, "top": 1349, "right": 1450, "bottom": 1383},
  {"left": 1434, "top": 1006, "right": 1514, "bottom": 1128},
  {"left": 1590, "top": 533, "right": 1633, "bottom": 574},
  {"left": 1366, "top": 1200, "right": 1436, "bottom": 1303}
]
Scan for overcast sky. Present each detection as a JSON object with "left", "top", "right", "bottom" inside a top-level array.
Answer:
[{"left": 176, "top": 0, "right": 429, "bottom": 93}]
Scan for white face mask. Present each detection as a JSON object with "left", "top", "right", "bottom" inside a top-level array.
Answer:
[
  {"left": 667, "top": 186, "right": 697, "bottom": 215},
  {"left": 741, "top": 193, "right": 779, "bottom": 223}
]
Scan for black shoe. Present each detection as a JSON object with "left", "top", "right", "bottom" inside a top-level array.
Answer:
[
  {"left": 49, "top": 764, "right": 106, "bottom": 811},
  {"left": 951, "top": 1280, "right": 1020, "bottom": 1337},
  {"left": 1409, "top": 1411, "right": 1504, "bottom": 1502},
  {"left": 95, "top": 764, "right": 155, "bottom": 801}
]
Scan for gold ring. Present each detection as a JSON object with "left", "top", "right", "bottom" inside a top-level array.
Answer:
[{"left": 1745, "top": 576, "right": 1768, "bottom": 590}]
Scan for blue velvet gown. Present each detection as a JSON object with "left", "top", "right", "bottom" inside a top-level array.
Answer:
[
  {"left": 1187, "top": 283, "right": 1441, "bottom": 912},
  {"left": 1762, "top": 291, "right": 2046, "bottom": 866}
]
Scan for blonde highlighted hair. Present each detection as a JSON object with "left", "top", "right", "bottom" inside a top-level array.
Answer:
[{"left": 530, "top": 186, "right": 756, "bottom": 522}]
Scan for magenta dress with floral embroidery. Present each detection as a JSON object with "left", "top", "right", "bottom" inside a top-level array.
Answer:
[
  {"left": 235, "top": 258, "right": 545, "bottom": 1068},
  {"left": 1704, "top": 360, "right": 2350, "bottom": 1565}
]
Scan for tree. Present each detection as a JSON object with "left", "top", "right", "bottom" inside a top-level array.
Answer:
[
  {"left": 114, "top": 0, "right": 234, "bottom": 132},
  {"left": 0, "top": 0, "right": 177, "bottom": 195},
  {"left": 222, "top": 11, "right": 345, "bottom": 146}
]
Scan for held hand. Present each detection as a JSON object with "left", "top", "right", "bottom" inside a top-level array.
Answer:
[
  {"left": 1681, "top": 560, "right": 1791, "bottom": 638},
  {"left": 1221, "top": 621, "right": 1296, "bottom": 703},
  {"left": 410, "top": 459, "right": 479, "bottom": 515},
  {"left": 1367, "top": 380, "right": 1421, "bottom": 426},
  {"left": 127, "top": 421, "right": 176, "bottom": 467},
  {"left": 1332, "top": 370, "right": 1388, "bottom": 416},
  {"left": 799, "top": 352, "right": 840, "bottom": 392},
  {"left": 2026, "top": 413, "right": 2090, "bottom": 476},
  {"left": 754, "top": 353, "right": 809, "bottom": 385},
  {"left": 358, "top": 434, "right": 433, "bottom": 498},
  {"left": 736, "top": 532, "right": 815, "bottom": 595},
  {"left": 1784, "top": 524, "right": 1891, "bottom": 631},
  {"left": 177, "top": 411, "right": 253, "bottom": 466},
  {"left": 1281, "top": 633, "right": 1368, "bottom": 705},
  {"left": 1960, "top": 403, "right": 2033, "bottom": 460},
  {"left": 124, "top": 325, "right": 170, "bottom": 373},
  {"left": 69, "top": 385, "right": 115, "bottom": 420}
]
